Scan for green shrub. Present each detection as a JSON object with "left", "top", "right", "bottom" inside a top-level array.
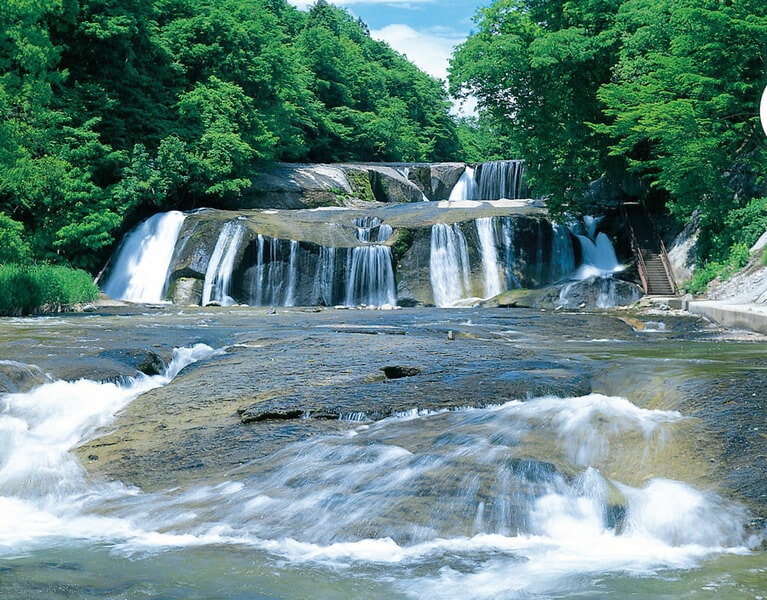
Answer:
[
  {"left": 684, "top": 242, "right": 755, "bottom": 297},
  {"left": 0, "top": 264, "right": 98, "bottom": 316},
  {"left": 0, "top": 213, "right": 31, "bottom": 264}
]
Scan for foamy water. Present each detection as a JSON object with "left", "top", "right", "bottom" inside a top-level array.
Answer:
[{"left": 0, "top": 362, "right": 760, "bottom": 598}]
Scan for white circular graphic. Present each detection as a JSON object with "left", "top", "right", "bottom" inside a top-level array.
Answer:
[{"left": 761, "top": 84, "right": 767, "bottom": 137}]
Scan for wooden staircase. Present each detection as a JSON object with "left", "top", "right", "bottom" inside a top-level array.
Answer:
[{"left": 623, "top": 203, "right": 677, "bottom": 296}]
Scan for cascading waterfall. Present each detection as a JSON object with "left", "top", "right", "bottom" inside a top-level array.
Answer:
[
  {"left": 285, "top": 240, "right": 299, "bottom": 307},
  {"left": 346, "top": 217, "right": 397, "bottom": 306},
  {"left": 248, "top": 235, "right": 300, "bottom": 307},
  {"left": 201, "top": 220, "right": 247, "bottom": 306},
  {"left": 558, "top": 217, "right": 630, "bottom": 308},
  {"left": 436, "top": 161, "right": 542, "bottom": 305},
  {"left": 448, "top": 160, "right": 526, "bottom": 201},
  {"left": 345, "top": 246, "right": 397, "bottom": 307},
  {"left": 502, "top": 218, "right": 522, "bottom": 289},
  {"left": 310, "top": 246, "right": 338, "bottom": 307},
  {"left": 432, "top": 215, "right": 578, "bottom": 306},
  {"left": 571, "top": 216, "right": 622, "bottom": 279},
  {"left": 243, "top": 221, "right": 396, "bottom": 308},
  {"left": 430, "top": 223, "right": 472, "bottom": 307},
  {"left": 101, "top": 211, "right": 185, "bottom": 303},
  {"left": 448, "top": 166, "right": 475, "bottom": 201},
  {"left": 550, "top": 223, "right": 577, "bottom": 281},
  {"left": 476, "top": 218, "right": 503, "bottom": 298},
  {"left": 575, "top": 231, "right": 622, "bottom": 279},
  {"left": 353, "top": 217, "right": 393, "bottom": 244}
]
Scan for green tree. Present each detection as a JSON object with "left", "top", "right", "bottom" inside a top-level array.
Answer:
[
  {"left": 449, "top": 0, "right": 623, "bottom": 214},
  {"left": 595, "top": 0, "right": 767, "bottom": 232}
]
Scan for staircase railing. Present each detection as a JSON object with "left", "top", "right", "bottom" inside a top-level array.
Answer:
[
  {"left": 621, "top": 201, "right": 677, "bottom": 295},
  {"left": 639, "top": 203, "right": 678, "bottom": 296},
  {"left": 621, "top": 203, "right": 650, "bottom": 294}
]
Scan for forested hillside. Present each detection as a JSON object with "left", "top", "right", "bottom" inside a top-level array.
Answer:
[
  {"left": 450, "top": 0, "right": 767, "bottom": 289},
  {"left": 0, "top": 0, "right": 458, "bottom": 271}
]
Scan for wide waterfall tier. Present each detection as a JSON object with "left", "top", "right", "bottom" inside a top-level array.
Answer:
[
  {"left": 449, "top": 160, "right": 527, "bottom": 201},
  {"left": 98, "top": 200, "right": 645, "bottom": 308}
]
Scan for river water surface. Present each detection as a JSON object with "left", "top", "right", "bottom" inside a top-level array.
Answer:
[{"left": 0, "top": 307, "right": 764, "bottom": 599}]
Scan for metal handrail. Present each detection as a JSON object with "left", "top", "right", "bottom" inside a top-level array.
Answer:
[
  {"left": 622, "top": 204, "right": 650, "bottom": 294},
  {"left": 639, "top": 203, "right": 678, "bottom": 295}
]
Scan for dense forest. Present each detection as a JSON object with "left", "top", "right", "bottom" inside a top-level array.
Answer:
[
  {"left": 1, "top": 0, "right": 767, "bottom": 295},
  {"left": 450, "top": 0, "right": 767, "bottom": 288},
  {"left": 0, "top": 0, "right": 459, "bottom": 271}
]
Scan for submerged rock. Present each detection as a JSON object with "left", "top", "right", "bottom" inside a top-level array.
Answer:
[{"left": 0, "top": 360, "right": 48, "bottom": 394}]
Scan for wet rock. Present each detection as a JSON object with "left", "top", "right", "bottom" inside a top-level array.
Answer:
[
  {"left": 430, "top": 163, "right": 466, "bottom": 200},
  {"left": 0, "top": 360, "right": 48, "bottom": 394},
  {"left": 381, "top": 365, "right": 422, "bottom": 379},
  {"left": 168, "top": 277, "right": 204, "bottom": 306},
  {"left": 97, "top": 349, "right": 166, "bottom": 376},
  {"left": 239, "top": 406, "right": 304, "bottom": 424}
]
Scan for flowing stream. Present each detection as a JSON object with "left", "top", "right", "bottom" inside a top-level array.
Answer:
[{"left": 0, "top": 307, "right": 764, "bottom": 599}]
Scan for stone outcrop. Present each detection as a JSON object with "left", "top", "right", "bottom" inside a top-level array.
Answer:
[{"left": 239, "top": 162, "right": 467, "bottom": 209}]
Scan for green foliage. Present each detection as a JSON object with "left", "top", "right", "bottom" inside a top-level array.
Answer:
[
  {"left": 452, "top": 0, "right": 767, "bottom": 279},
  {"left": 0, "top": 0, "right": 459, "bottom": 275},
  {"left": 684, "top": 241, "right": 752, "bottom": 296},
  {"left": 0, "top": 264, "right": 98, "bottom": 315},
  {"left": 0, "top": 213, "right": 31, "bottom": 264},
  {"left": 450, "top": 0, "right": 623, "bottom": 216}
]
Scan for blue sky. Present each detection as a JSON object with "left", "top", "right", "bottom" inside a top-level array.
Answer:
[{"left": 287, "top": 1, "right": 488, "bottom": 89}]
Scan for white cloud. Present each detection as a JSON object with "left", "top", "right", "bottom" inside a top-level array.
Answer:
[{"left": 370, "top": 23, "right": 461, "bottom": 82}]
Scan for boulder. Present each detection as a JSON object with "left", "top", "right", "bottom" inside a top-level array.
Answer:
[{"left": 668, "top": 211, "right": 701, "bottom": 284}]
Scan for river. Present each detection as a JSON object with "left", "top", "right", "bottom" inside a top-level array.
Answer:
[{"left": 0, "top": 306, "right": 764, "bottom": 599}]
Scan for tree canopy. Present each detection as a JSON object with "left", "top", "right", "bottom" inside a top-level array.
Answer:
[
  {"left": 450, "top": 0, "right": 767, "bottom": 266},
  {"left": 0, "top": 0, "right": 459, "bottom": 271}
]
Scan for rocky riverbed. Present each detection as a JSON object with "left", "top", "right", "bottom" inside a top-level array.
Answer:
[{"left": 1, "top": 304, "right": 764, "bottom": 534}]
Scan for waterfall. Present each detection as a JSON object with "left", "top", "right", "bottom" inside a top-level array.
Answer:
[
  {"left": 557, "top": 217, "right": 630, "bottom": 308},
  {"left": 353, "top": 217, "right": 393, "bottom": 243},
  {"left": 448, "top": 161, "right": 526, "bottom": 201},
  {"left": 345, "top": 246, "right": 397, "bottom": 307},
  {"left": 311, "top": 246, "right": 338, "bottom": 306},
  {"left": 502, "top": 218, "right": 522, "bottom": 289},
  {"left": 284, "top": 240, "right": 299, "bottom": 307},
  {"left": 101, "top": 211, "right": 185, "bottom": 303},
  {"left": 550, "top": 223, "right": 577, "bottom": 281},
  {"left": 245, "top": 230, "right": 396, "bottom": 308},
  {"left": 476, "top": 218, "right": 503, "bottom": 298},
  {"left": 448, "top": 166, "right": 475, "bottom": 201},
  {"left": 344, "top": 217, "right": 397, "bottom": 307},
  {"left": 430, "top": 223, "right": 472, "bottom": 307},
  {"left": 248, "top": 235, "right": 298, "bottom": 307},
  {"left": 574, "top": 232, "right": 623, "bottom": 279},
  {"left": 201, "top": 221, "right": 246, "bottom": 306},
  {"left": 474, "top": 160, "right": 526, "bottom": 200}
]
